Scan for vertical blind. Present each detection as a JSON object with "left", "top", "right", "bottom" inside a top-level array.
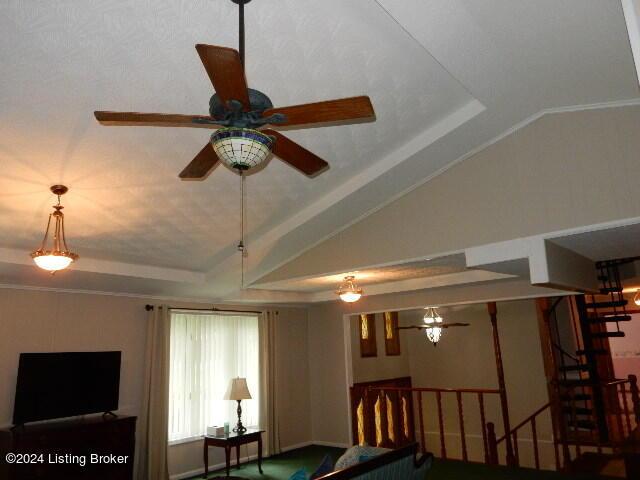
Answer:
[{"left": 168, "top": 311, "right": 260, "bottom": 442}]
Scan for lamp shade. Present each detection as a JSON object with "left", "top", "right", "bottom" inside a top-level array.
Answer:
[{"left": 224, "top": 377, "right": 252, "bottom": 401}]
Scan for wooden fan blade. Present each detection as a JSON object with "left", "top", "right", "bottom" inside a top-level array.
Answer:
[
  {"left": 263, "top": 129, "right": 329, "bottom": 176},
  {"left": 195, "top": 44, "right": 251, "bottom": 109},
  {"left": 397, "top": 323, "right": 470, "bottom": 330},
  {"left": 264, "top": 96, "right": 375, "bottom": 128},
  {"left": 179, "top": 143, "right": 220, "bottom": 180},
  {"left": 94, "top": 111, "right": 221, "bottom": 129}
]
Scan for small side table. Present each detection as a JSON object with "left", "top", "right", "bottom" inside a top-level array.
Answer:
[{"left": 203, "top": 429, "right": 264, "bottom": 478}]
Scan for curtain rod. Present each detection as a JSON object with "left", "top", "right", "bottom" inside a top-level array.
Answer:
[{"left": 144, "top": 304, "right": 264, "bottom": 315}]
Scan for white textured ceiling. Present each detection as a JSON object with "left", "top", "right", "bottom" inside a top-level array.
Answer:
[
  {"left": 0, "top": 0, "right": 473, "bottom": 272},
  {"left": 0, "top": 0, "right": 638, "bottom": 302}
]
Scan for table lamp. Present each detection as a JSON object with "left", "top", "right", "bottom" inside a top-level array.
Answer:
[{"left": 225, "top": 377, "right": 252, "bottom": 434}]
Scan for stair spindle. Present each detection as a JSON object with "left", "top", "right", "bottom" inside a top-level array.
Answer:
[
  {"left": 456, "top": 391, "right": 468, "bottom": 461},
  {"left": 531, "top": 417, "right": 540, "bottom": 470},
  {"left": 436, "top": 391, "right": 447, "bottom": 459}
]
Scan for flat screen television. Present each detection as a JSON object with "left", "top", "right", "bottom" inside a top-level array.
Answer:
[{"left": 13, "top": 351, "right": 121, "bottom": 425}]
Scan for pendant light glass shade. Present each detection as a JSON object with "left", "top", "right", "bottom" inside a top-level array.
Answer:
[
  {"left": 31, "top": 185, "right": 78, "bottom": 273},
  {"left": 211, "top": 128, "right": 274, "bottom": 172},
  {"left": 423, "top": 307, "right": 443, "bottom": 346},
  {"left": 336, "top": 275, "right": 363, "bottom": 303}
]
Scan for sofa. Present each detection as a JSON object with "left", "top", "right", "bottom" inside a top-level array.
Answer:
[{"left": 317, "top": 443, "right": 432, "bottom": 480}]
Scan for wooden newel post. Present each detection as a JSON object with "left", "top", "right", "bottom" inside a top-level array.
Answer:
[
  {"left": 630, "top": 375, "right": 640, "bottom": 419},
  {"left": 486, "top": 422, "right": 498, "bottom": 465},
  {"left": 488, "top": 302, "right": 516, "bottom": 467}
]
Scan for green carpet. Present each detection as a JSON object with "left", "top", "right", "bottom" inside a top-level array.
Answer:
[
  {"left": 200, "top": 445, "right": 615, "bottom": 479},
  {"left": 203, "top": 445, "right": 344, "bottom": 479}
]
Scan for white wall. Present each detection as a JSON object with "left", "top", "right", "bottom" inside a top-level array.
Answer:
[{"left": 0, "top": 286, "right": 311, "bottom": 479}]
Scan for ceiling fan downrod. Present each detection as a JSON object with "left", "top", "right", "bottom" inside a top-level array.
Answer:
[{"left": 231, "top": 0, "right": 251, "bottom": 67}]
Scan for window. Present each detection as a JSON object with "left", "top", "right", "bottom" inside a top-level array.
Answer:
[
  {"left": 168, "top": 311, "right": 260, "bottom": 443},
  {"left": 359, "top": 313, "right": 377, "bottom": 357}
]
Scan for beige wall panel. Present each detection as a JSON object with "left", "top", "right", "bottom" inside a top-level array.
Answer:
[{"left": 264, "top": 106, "right": 640, "bottom": 282}]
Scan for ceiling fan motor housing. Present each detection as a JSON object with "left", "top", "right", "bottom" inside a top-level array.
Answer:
[{"left": 209, "top": 88, "right": 273, "bottom": 119}]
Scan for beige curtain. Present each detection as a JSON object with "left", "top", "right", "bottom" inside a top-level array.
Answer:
[
  {"left": 259, "top": 310, "right": 281, "bottom": 456},
  {"left": 137, "top": 305, "right": 171, "bottom": 480}
]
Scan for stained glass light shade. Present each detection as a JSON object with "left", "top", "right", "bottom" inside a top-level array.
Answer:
[
  {"left": 423, "top": 307, "right": 443, "bottom": 346},
  {"left": 211, "top": 128, "right": 274, "bottom": 172}
]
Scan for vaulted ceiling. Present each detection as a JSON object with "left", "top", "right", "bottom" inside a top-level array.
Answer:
[{"left": 0, "top": 0, "right": 638, "bottom": 302}]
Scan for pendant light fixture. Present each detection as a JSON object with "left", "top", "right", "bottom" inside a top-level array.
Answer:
[
  {"left": 423, "top": 307, "right": 443, "bottom": 346},
  {"left": 336, "top": 276, "right": 363, "bottom": 303},
  {"left": 397, "top": 307, "right": 469, "bottom": 346},
  {"left": 30, "top": 185, "right": 78, "bottom": 273}
]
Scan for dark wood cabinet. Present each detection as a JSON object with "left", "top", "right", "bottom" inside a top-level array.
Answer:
[{"left": 0, "top": 415, "right": 136, "bottom": 480}]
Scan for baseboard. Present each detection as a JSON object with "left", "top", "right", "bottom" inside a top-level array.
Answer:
[
  {"left": 280, "top": 441, "right": 314, "bottom": 453},
  {"left": 311, "top": 440, "right": 350, "bottom": 449},
  {"left": 169, "top": 440, "right": 349, "bottom": 479}
]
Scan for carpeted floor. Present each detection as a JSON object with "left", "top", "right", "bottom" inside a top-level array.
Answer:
[{"left": 199, "top": 445, "right": 616, "bottom": 479}]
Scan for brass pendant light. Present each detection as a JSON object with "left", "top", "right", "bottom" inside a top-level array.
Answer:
[{"left": 31, "top": 185, "right": 79, "bottom": 273}]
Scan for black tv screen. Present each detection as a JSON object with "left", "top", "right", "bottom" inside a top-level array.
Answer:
[{"left": 13, "top": 351, "right": 121, "bottom": 425}]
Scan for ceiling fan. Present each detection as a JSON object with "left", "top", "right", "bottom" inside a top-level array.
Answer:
[
  {"left": 94, "top": 0, "right": 376, "bottom": 179},
  {"left": 397, "top": 307, "right": 469, "bottom": 346}
]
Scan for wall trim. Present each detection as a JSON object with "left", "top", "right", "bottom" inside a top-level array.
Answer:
[
  {"left": 0, "top": 282, "right": 309, "bottom": 308},
  {"left": 311, "top": 441, "right": 351, "bottom": 449}
]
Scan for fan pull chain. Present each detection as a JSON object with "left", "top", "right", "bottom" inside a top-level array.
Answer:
[{"left": 237, "top": 171, "right": 247, "bottom": 288}]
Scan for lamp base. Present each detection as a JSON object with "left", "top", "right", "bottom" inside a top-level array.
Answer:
[
  {"left": 233, "top": 425, "right": 247, "bottom": 434},
  {"left": 233, "top": 399, "right": 247, "bottom": 434}
]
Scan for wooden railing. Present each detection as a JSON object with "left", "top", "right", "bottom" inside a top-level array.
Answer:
[
  {"left": 488, "top": 402, "right": 553, "bottom": 469},
  {"left": 487, "top": 375, "right": 640, "bottom": 471},
  {"left": 364, "top": 385, "right": 503, "bottom": 463},
  {"left": 350, "top": 377, "right": 416, "bottom": 450},
  {"left": 603, "top": 375, "right": 640, "bottom": 445}
]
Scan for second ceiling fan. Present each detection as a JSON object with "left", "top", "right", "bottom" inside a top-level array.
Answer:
[{"left": 94, "top": 0, "right": 376, "bottom": 179}]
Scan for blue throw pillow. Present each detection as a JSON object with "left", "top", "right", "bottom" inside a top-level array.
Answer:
[
  {"left": 358, "top": 454, "right": 376, "bottom": 463},
  {"left": 310, "top": 454, "right": 334, "bottom": 479},
  {"left": 288, "top": 469, "right": 308, "bottom": 480}
]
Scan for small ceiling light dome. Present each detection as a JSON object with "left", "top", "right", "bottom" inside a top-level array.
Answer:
[
  {"left": 336, "top": 275, "right": 363, "bottom": 303},
  {"left": 423, "top": 307, "right": 443, "bottom": 346},
  {"left": 211, "top": 128, "right": 274, "bottom": 172},
  {"left": 31, "top": 185, "right": 79, "bottom": 273}
]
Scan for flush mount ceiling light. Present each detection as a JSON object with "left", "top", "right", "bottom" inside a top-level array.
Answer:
[
  {"left": 336, "top": 276, "right": 363, "bottom": 303},
  {"left": 30, "top": 185, "right": 78, "bottom": 273}
]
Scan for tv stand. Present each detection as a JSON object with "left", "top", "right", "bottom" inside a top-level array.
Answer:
[{"left": 0, "top": 415, "right": 136, "bottom": 480}]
